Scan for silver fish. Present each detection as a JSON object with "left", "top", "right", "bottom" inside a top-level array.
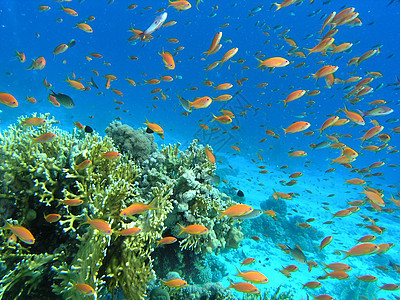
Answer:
[
  {"left": 140, "top": 12, "right": 167, "bottom": 41},
  {"left": 177, "top": 93, "right": 192, "bottom": 113},
  {"left": 50, "top": 90, "right": 74, "bottom": 108},
  {"left": 286, "top": 245, "right": 307, "bottom": 264},
  {"left": 312, "top": 141, "right": 331, "bottom": 150},
  {"left": 360, "top": 106, "right": 393, "bottom": 117},
  {"left": 235, "top": 209, "right": 264, "bottom": 220}
]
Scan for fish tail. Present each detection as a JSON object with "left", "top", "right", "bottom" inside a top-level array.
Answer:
[
  {"left": 273, "top": 3, "right": 281, "bottom": 10},
  {"left": 255, "top": 58, "right": 263, "bottom": 69},
  {"left": 235, "top": 266, "right": 242, "bottom": 275},
  {"left": 177, "top": 223, "right": 184, "bottom": 236},
  {"left": 211, "top": 113, "right": 217, "bottom": 122},
  {"left": 148, "top": 197, "right": 157, "bottom": 210},
  {"left": 228, "top": 279, "right": 234, "bottom": 288},
  {"left": 338, "top": 250, "right": 349, "bottom": 259}
]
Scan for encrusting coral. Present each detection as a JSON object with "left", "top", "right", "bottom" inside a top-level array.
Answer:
[{"left": 0, "top": 115, "right": 244, "bottom": 299}]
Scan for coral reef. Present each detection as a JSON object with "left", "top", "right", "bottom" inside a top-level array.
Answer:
[
  {"left": 0, "top": 115, "right": 243, "bottom": 299},
  {"left": 105, "top": 121, "right": 158, "bottom": 162}
]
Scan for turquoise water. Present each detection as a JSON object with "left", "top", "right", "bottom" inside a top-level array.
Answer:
[{"left": 1, "top": 0, "right": 400, "bottom": 299}]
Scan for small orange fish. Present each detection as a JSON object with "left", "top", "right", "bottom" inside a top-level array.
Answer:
[
  {"left": 44, "top": 213, "right": 62, "bottom": 223},
  {"left": 162, "top": 278, "right": 188, "bottom": 288},
  {"left": 189, "top": 96, "right": 212, "bottom": 109},
  {"left": 241, "top": 258, "right": 256, "bottom": 266},
  {"left": 60, "top": 199, "right": 84, "bottom": 206},
  {"left": 14, "top": 50, "right": 26, "bottom": 63},
  {"left": 159, "top": 49, "right": 175, "bottom": 69},
  {"left": 53, "top": 43, "right": 69, "bottom": 55},
  {"left": 3, "top": 221, "right": 35, "bottom": 244},
  {"left": 212, "top": 114, "right": 232, "bottom": 124},
  {"left": 157, "top": 236, "right": 177, "bottom": 246},
  {"left": 0, "top": 92, "right": 18, "bottom": 108},
  {"left": 235, "top": 267, "right": 268, "bottom": 284},
  {"left": 21, "top": 117, "right": 46, "bottom": 126},
  {"left": 205, "top": 148, "right": 215, "bottom": 164},
  {"left": 120, "top": 199, "right": 156, "bottom": 217},
  {"left": 75, "top": 23, "right": 93, "bottom": 33},
  {"left": 75, "top": 159, "right": 92, "bottom": 170},
  {"left": 26, "top": 56, "right": 46, "bottom": 70},
  {"left": 83, "top": 215, "right": 112, "bottom": 235},
  {"left": 102, "top": 151, "right": 122, "bottom": 159},
  {"left": 340, "top": 243, "right": 380, "bottom": 259},
  {"left": 115, "top": 227, "right": 141, "bottom": 236},
  {"left": 256, "top": 57, "right": 289, "bottom": 68},
  {"left": 168, "top": 0, "right": 192, "bottom": 11},
  {"left": 283, "top": 121, "right": 310, "bottom": 134},
  {"left": 32, "top": 132, "right": 57, "bottom": 143},
  {"left": 177, "top": 223, "right": 209, "bottom": 236},
  {"left": 219, "top": 204, "right": 253, "bottom": 218},
  {"left": 318, "top": 236, "right": 333, "bottom": 251},
  {"left": 228, "top": 279, "right": 259, "bottom": 294},
  {"left": 144, "top": 118, "right": 164, "bottom": 139}
]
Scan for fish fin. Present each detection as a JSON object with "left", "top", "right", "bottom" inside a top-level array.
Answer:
[
  {"left": 235, "top": 266, "right": 242, "bottom": 275},
  {"left": 177, "top": 223, "right": 184, "bottom": 236}
]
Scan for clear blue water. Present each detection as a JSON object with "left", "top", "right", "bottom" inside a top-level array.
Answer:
[{"left": 1, "top": 0, "right": 400, "bottom": 299}]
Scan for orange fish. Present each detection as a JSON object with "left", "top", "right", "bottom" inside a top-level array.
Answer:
[
  {"left": 340, "top": 243, "right": 380, "bottom": 259},
  {"left": 144, "top": 118, "right": 164, "bottom": 139},
  {"left": 20, "top": 117, "right": 46, "bottom": 126},
  {"left": 53, "top": 43, "right": 69, "bottom": 55},
  {"left": 75, "top": 159, "right": 92, "bottom": 170},
  {"left": 189, "top": 96, "right": 212, "bottom": 109},
  {"left": 75, "top": 23, "right": 93, "bottom": 33},
  {"left": 274, "top": 0, "right": 297, "bottom": 10},
  {"left": 74, "top": 283, "right": 96, "bottom": 297},
  {"left": 342, "top": 106, "right": 365, "bottom": 125},
  {"left": 228, "top": 279, "right": 259, "bottom": 294},
  {"left": 159, "top": 49, "right": 175, "bottom": 69},
  {"left": 235, "top": 267, "right": 268, "bottom": 284},
  {"left": 219, "top": 204, "right": 254, "bottom": 219},
  {"left": 241, "top": 258, "right": 256, "bottom": 266},
  {"left": 361, "top": 189, "right": 385, "bottom": 207},
  {"left": 60, "top": 199, "right": 84, "bottom": 206},
  {"left": 289, "top": 150, "right": 307, "bottom": 157},
  {"left": 162, "top": 278, "right": 188, "bottom": 288},
  {"left": 32, "top": 132, "right": 57, "bottom": 143},
  {"left": 205, "top": 148, "right": 215, "bottom": 164},
  {"left": 214, "top": 83, "right": 233, "bottom": 90},
  {"left": 102, "top": 151, "right": 122, "bottom": 159},
  {"left": 212, "top": 114, "right": 232, "bottom": 124},
  {"left": 318, "top": 236, "right": 333, "bottom": 251},
  {"left": 26, "top": 56, "right": 46, "bottom": 70},
  {"left": 177, "top": 223, "right": 209, "bottom": 236},
  {"left": 168, "top": 0, "right": 191, "bottom": 11},
  {"left": 220, "top": 48, "right": 238, "bottom": 66},
  {"left": 82, "top": 215, "right": 112, "bottom": 235},
  {"left": 120, "top": 199, "right": 156, "bottom": 217},
  {"left": 256, "top": 57, "right": 289, "bottom": 68},
  {"left": 115, "top": 227, "right": 141, "bottom": 236},
  {"left": 2, "top": 221, "right": 35, "bottom": 244},
  {"left": 204, "top": 32, "right": 222, "bottom": 56},
  {"left": 14, "top": 50, "right": 26, "bottom": 63},
  {"left": 61, "top": 5, "right": 78, "bottom": 16},
  {"left": 157, "top": 236, "right": 177, "bottom": 246},
  {"left": 283, "top": 121, "right": 311, "bottom": 134},
  {"left": 283, "top": 89, "right": 307, "bottom": 107},
  {"left": 44, "top": 213, "right": 62, "bottom": 223}
]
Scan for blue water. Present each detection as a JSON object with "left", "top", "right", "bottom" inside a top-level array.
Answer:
[{"left": 1, "top": 0, "right": 400, "bottom": 299}]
